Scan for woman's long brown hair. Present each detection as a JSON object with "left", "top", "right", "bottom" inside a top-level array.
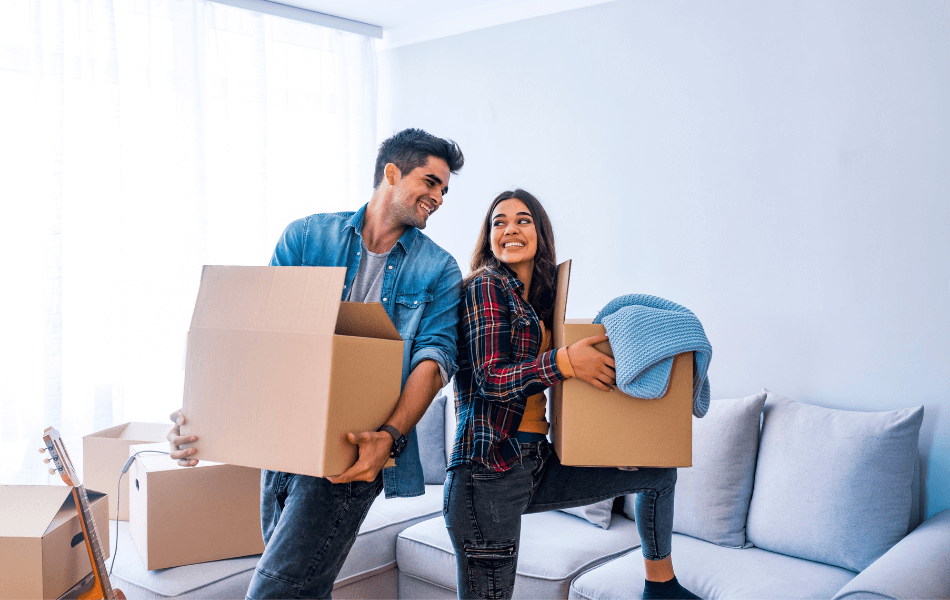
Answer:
[{"left": 464, "top": 189, "right": 557, "bottom": 327}]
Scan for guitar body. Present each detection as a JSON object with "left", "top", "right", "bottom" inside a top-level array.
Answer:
[{"left": 43, "top": 427, "right": 125, "bottom": 600}]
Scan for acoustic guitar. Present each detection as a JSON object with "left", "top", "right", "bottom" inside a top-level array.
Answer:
[{"left": 41, "top": 426, "right": 126, "bottom": 600}]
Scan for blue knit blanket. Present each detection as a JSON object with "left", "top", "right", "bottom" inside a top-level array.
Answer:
[{"left": 594, "top": 295, "right": 711, "bottom": 418}]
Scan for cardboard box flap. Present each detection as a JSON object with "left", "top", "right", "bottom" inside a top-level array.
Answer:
[
  {"left": 85, "top": 422, "right": 170, "bottom": 441},
  {"left": 0, "top": 485, "right": 71, "bottom": 538},
  {"left": 335, "top": 302, "right": 402, "bottom": 341},
  {"left": 552, "top": 260, "right": 572, "bottom": 349},
  {"left": 45, "top": 489, "right": 105, "bottom": 534},
  {"left": 130, "top": 442, "right": 224, "bottom": 473},
  {"left": 190, "top": 266, "right": 346, "bottom": 334}
]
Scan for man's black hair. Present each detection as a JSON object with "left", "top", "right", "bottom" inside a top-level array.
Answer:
[{"left": 373, "top": 128, "right": 464, "bottom": 189}]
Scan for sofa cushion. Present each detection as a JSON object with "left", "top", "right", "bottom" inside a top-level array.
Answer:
[
  {"left": 336, "top": 483, "right": 443, "bottom": 585},
  {"left": 109, "top": 521, "right": 258, "bottom": 599},
  {"left": 560, "top": 498, "right": 615, "bottom": 529},
  {"left": 417, "top": 393, "right": 448, "bottom": 484},
  {"left": 746, "top": 393, "right": 924, "bottom": 572},
  {"left": 109, "top": 485, "right": 443, "bottom": 598},
  {"left": 661, "top": 392, "right": 766, "bottom": 547},
  {"left": 569, "top": 532, "right": 856, "bottom": 600},
  {"left": 397, "top": 511, "right": 642, "bottom": 598}
]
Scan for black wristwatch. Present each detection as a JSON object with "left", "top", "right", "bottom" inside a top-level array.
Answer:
[{"left": 377, "top": 424, "right": 407, "bottom": 458}]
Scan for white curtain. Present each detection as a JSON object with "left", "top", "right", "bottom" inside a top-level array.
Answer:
[{"left": 0, "top": 0, "right": 378, "bottom": 484}]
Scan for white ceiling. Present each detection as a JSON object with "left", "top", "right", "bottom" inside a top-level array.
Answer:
[{"left": 268, "top": 0, "right": 617, "bottom": 48}]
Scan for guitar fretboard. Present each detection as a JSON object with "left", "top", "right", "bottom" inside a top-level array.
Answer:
[{"left": 75, "top": 485, "right": 115, "bottom": 600}]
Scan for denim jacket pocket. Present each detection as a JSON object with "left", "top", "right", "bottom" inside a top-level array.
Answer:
[
  {"left": 395, "top": 290, "right": 433, "bottom": 309},
  {"left": 394, "top": 290, "right": 434, "bottom": 338}
]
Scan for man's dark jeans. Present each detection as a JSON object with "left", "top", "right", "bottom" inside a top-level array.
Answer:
[
  {"left": 245, "top": 470, "right": 384, "bottom": 600},
  {"left": 443, "top": 439, "right": 677, "bottom": 600}
]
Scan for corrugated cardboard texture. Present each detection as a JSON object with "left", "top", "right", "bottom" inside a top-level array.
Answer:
[
  {"left": 182, "top": 266, "right": 405, "bottom": 478},
  {"left": 550, "top": 260, "right": 693, "bottom": 467},
  {"left": 325, "top": 335, "right": 403, "bottom": 475},
  {"left": 83, "top": 422, "right": 171, "bottom": 521},
  {"left": 128, "top": 443, "right": 263, "bottom": 570},
  {"left": 0, "top": 486, "right": 108, "bottom": 600},
  {"left": 190, "top": 265, "right": 346, "bottom": 333},
  {"left": 336, "top": 302, "right": 402, "bottom": 340}
]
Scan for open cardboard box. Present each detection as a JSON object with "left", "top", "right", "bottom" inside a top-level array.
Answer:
[
  {"left": 0, "top": 485, "right": 108, "bottom": 600},
  {"left": 128, "top": 442, "right": 264, "bottom": 570},
  {"left": 83, "top": 422, "right": 171, "bottom": 521},
  {"left": 181, "top": 266, "right": 401, "bottom": 478},
  {"left": 550, "top": 260, "right": 693, "bottom": 467}
]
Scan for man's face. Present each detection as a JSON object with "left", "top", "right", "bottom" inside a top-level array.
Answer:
[{"left": 388, "top": 156, "right": 451, "bottom": 230}]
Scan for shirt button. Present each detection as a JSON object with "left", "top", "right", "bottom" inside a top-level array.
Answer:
[
  {"left": 413, "top": 301, "right": 418, "bottom": 305},
  {"left": 388, "top": 265, "right": 393, "bottom": 270},
  {"left": 357, "top": 252, "right": 360, "bottom": 256},
  {"left": 382, "top": 298, "right": 388, "bottom": 302}
]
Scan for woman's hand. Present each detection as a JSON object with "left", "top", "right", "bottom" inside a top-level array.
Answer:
[{"left": 566, "top": 334, "right": 616, "bottom": 391}]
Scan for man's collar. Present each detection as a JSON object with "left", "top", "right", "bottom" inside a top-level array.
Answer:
[{"left": 345, "top": 203, "right": 419, "bottom": 252}]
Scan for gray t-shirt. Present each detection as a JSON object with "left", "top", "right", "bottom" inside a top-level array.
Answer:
[
  {"left": 346, "top": 240, "right": 390, "bottom": 303},
  {"left": 346, "top": 239, "right": 449, "bottom": 386}
]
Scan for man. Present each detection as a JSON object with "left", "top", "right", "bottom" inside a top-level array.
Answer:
[{"left": 167, "top": 128, "right": 464, "bottom": 599}]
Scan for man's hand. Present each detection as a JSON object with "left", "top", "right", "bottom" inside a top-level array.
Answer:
[
  {"left": 567, "top": 334, "right": 617, "bottom": 392},
  {"left": 167, "top": 410, "right": 199, "bottom": 467},
  {"left": 327, "top": 431, "right": 392, "bottom": 484}
]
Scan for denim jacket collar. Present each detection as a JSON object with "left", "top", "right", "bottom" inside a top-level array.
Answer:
[{"left": 344, "top": 203, "right": 420, "bottom": 254}]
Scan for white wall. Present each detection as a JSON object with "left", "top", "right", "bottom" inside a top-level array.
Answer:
[{"left": 379, "top": 0, "right": 950, "bottom": 518}]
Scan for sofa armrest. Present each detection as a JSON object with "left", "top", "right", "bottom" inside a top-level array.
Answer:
[{"left": 832, "top": 508, "right": 950, "bottom": 600}]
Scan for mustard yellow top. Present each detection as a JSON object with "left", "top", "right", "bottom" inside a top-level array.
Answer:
[{"left": 518, "top": 322, "right": 575, "bottom": 434}]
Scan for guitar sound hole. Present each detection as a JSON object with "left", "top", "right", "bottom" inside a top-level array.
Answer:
[
  {"left": 135, "top": 478, "right": 140, "bottom": 491},
  {"left": 71, "top": 532, "right": 84, "bottom": 548}
]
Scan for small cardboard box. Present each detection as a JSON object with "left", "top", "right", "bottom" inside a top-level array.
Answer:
[
  {"left": 550, "top": 260, "right": 693, "bottom": 467},
  {"left": 181, "top": 266, "right": 403, "bottom": 478},
  {"left": 83, "top": 422, "right": 171, "bottom": 521},
  {"left": 0, "top": 485, "right": 109, "bottom": 600},
  {"left": 128, "top": 442, "right": 264, "bottom": 570}
]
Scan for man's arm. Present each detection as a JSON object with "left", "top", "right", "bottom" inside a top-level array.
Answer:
[{"left": 327, "top": 359, "right": 442, "bottom": 484}]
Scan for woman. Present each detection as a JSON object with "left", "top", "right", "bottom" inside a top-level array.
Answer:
[{"left": 445, "top": 189, "right": 700, "bottom": 600}]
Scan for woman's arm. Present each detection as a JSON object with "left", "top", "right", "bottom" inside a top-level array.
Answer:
[{"left": 462, "top": 275, "right": 564, "bottom": 403}]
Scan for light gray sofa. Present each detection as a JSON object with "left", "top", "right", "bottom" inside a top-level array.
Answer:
[{"left": 109, "top": 389, "right": 950, "bottom": 599}]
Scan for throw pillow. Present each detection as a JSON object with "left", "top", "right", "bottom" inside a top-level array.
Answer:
[
  {"left": 559, "top": 498, "right": 615, "bottom": 529},
  {"left": 416, "top": 393, "right": 447, "bottom": 484},
  {"left": 746, "top": 392, "right": 923, "bottom": 573},
  {"left": 671, "top": 391, "right": 766, "bottom": 547}
]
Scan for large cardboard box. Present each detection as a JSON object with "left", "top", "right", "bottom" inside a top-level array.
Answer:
[
  {"left": 180, "top": 266, "right": 403, "bottom": 478},
  {"left": 83, "top": 422, "right": 171, "bottom": 521},
  {"left": 128, "top": 442, "right": 264, "bottom": 570},
  {"left": 550, "top": 260, "right": 694, "bottom": 467},
  {"left": 0, "top": 486, "right": 109, "bottom": 600}
]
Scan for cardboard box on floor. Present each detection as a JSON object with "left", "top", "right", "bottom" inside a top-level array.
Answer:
[
  {"left": 0, "top": 485, "right": 109, "bottom": 600},
  {"left": 550, "top": 260, "right": 693, "bottom": 467},
  {"left": 83, "top": 422, "right": 171, "bottom": 521},
  {"left": 180, "top": 266, "right": 402, "bottom": 478},
  {"left": 128, "top": 442, "right": 264, "bottom": 570}
]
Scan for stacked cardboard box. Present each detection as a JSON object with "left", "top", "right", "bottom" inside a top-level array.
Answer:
[
  {"left": 127, "top": 442, "right": 263, "bottom": 570},
  {"left": 83, "top": 422, "right": 171, "bottom": 521}
]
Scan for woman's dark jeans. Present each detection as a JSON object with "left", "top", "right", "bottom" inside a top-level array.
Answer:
[
  {"left": 245, "top": 470, "right": 384, "bottom": 600},
  {"left": 443, "top": 439, "right": 677, "bottom": 600}
]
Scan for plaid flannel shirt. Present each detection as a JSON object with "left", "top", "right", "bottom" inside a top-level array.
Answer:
[{"left": 449, "top": 266, "right": 565, "bottom": 472}]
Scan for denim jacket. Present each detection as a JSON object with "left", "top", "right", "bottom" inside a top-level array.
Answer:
[{"left": 269, "top": 204, "right": 463, "bottom": 498}]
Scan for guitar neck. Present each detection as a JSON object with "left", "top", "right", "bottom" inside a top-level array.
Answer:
[{"left": 73, "top": 485, "right": 115, "bottom": 600}]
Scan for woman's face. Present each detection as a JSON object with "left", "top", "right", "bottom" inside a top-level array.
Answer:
[{"left": 489, "top": 198, "right": 538, "bottom": 272}]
